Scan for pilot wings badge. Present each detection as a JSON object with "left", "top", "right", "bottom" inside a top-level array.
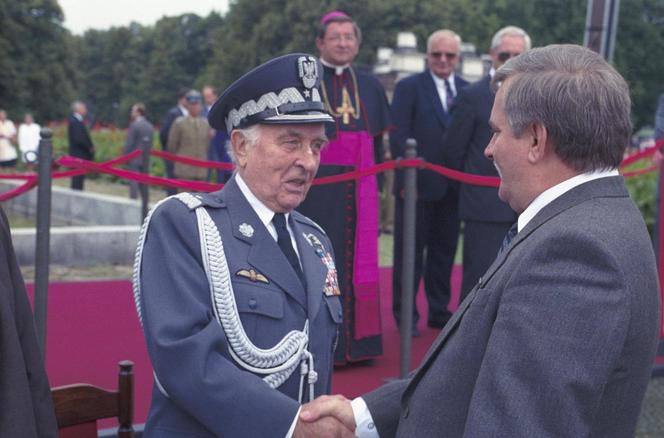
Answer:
[{"left": 303, "top": 232, "right": 340, "bottom": 296}]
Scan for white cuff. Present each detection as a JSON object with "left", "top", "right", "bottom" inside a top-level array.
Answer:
[{"left": 351, "top": 397, "right": 380, "bottom": 438}]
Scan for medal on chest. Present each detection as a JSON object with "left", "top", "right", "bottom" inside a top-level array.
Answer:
[{"left": 303, "top": 233, "right": 341, "bottom": 296}]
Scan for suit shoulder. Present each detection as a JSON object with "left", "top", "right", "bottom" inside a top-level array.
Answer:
[
  {"left": 292, "top": 210, "right": 327, "bottom": 236},
  {"left": 457, "top": 79, "right": 491, "bottom": 101}
]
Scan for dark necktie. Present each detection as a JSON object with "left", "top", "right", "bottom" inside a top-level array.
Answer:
[
  {"left": 498, "top": 223, "right": 519, "bottom": 255},
  {"left": 444, "top": 79, "right": 455, "bottom": 112},
  {"left": 273, "top": 213, "right": 305, "bottom": 287}
]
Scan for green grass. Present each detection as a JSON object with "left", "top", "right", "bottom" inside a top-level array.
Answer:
[{"left": 378, "top": 232, "right": 463, "bottom": 267}]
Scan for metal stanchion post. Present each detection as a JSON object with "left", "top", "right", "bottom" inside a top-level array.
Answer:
[
  {"left": 400, "top": 138, "right": 417, "bottom": 378},
  {"left": 140, "top": 148, "right": 149, "bottom": 221},
  {"left": 34, "top": 128, "right": 53, "bottom": 355}
]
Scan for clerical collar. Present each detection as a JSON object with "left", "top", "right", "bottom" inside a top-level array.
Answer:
[{"left": 320, "top": 58, "right": 350, "bottom": 76}]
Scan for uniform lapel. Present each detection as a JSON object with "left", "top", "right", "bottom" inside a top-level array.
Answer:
[
  {"left": 291, "top": 218, "right": 327, "bottom": 321},
  {"left": 422, "top": 71, "right": 448, "bottom": 128},
  {"left": 222, "top": 178, "right": 307, "bottom": 309}
]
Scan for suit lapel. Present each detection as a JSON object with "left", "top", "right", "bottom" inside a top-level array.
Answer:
[
  {"left": 291, "top": 218, "right": 327, "bottom": 321},
  {"left": 222, "top": 178, "right": 307, "bottom": 309},
  {"left": 422, "top": 72, "right": 448, "bottom": 128}
]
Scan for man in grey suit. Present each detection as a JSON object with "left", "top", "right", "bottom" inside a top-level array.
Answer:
[
  {"left": 123, "top": 103, "right": 153, "bottom": 200},
  {"left": 299, "top": 44, "right": 661, "bottom": 437}
]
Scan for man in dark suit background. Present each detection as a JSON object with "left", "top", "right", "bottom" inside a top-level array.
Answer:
[
  {"left": 159, "top": 87, "right": 188, "bottom": 195},
  {"left": 300, "top": 44, "right": 661, "bottom": 438},
  {"left": 390, "top": 29, "right": 469, "bottom": 334},
  {"left": 444, "top": 26, "right": 530, "bottom": 300},
  {"left": 67, "top": 101, "right": 94, "bottom": 190}
]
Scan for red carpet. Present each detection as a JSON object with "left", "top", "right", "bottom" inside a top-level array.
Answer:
[
  {"left": 26, "top": 267, "right": 460, "bottom": 428},
  {"left": 28, "top": 267, "right": 663, "bottom": 429}
]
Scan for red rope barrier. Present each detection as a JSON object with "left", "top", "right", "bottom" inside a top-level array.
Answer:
[
  {"left": 2, "top": 140, "right": 663, "bottom": 202},
  {"left": 57, "top": 156, "right": 221, "bottom": 192},
  {"left": 0, "top": 178, "right": 37, "bottom": 201},
  {"left": 151, "top": 150, "right": 234, "bottom": 170}
]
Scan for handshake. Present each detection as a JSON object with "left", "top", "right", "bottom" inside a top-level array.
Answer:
[{"left": 294, "top": 395, "right": 357, "bottom": 438}]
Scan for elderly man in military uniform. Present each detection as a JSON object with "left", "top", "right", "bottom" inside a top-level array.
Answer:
[{"left": 133, "top": 54, "right": 351, "bottom": 437}]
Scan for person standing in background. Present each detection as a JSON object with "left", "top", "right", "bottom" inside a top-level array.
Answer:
[
  {"left": 18, "top": 113, "right": 41, "bottom": 171},
  {"left": 390, "top": 29, "right": 469, "bottom": 335},
  {"left": 0, "top": 110, "right": 18, "bottom": 172},
  {"left": 67, "top": 101, "right": 94, "bottom": 190},
  {"left": 123, "top": 103, "right": 154, "bottom": 200},
  {"left": 297, "top": 11, "right": 391, "bottom": 364},
  {"left": 167, "top": 90, "right": 210, "bottom": 182}
]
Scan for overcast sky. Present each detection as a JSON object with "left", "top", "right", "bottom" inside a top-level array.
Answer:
[{"left": 59, "top": 0, "right": 230, "bottom": 34}]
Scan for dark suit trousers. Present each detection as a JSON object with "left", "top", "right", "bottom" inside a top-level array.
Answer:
[
  {"left": 392, "top": 190, "right": 459, "bottom": 325},
  {"left": 459, "top": 220, "right": 513, "bottom": 301},
  {"left": 71, "top": 174, "right": 85, "bottom": 190}
]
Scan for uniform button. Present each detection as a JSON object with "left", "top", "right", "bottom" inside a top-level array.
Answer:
[
  {"left": 368, "top": 422, "right": 375, "bottom": 430},
  {"left": 403, "top": 406, "right": 409, "bottom": 418},
  {"left": 248, "top": 298, "right": 257, "bottom": 309}
]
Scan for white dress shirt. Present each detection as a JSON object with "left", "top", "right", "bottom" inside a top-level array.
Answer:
[
  {"left": 430, "top": 71, "right": 457, "bottom": 112},
  {"left": 351, "top": 168, "right": 620, "bottom": 438}
]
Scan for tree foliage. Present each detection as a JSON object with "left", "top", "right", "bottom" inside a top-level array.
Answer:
[
  {"left": 1, "top": 0, "right": 662, "bottom": 129},
  {"left": 0, "top": 0, "right": 75, "bottom": 121}
]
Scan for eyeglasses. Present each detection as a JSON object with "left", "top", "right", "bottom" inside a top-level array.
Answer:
[
  {"left": 429, "top": 51, "right": 458, "bottom": 60},
  {"left": 497, "top": 51, "right": 522, "bottom": 62}
]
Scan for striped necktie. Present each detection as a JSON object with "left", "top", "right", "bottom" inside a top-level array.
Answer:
[
  {"left": 498, "top": 223, "right": 518, "bottom": 255},
  {"left": 444, "top": 79, "right": 455, "bottom": 112}
]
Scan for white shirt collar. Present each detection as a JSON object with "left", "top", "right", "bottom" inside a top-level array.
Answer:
[
  {"left": 320, "top": 57, "right": 349, "bottom": 76},
  {"left": 73, "top": 113, "right": 84, "bottom": 122},
  {"left": 178, "top": 105, "right": 189, "bottom": 117},
  {"left": 489, "top": 67, "right": 496, "bottom": 78},
  {"left": 430, "top": 71, "right": 456, "bottom": 89},
  {"left": 235, "top": 173, "right": 290, "bottom": 230},
  {"left": 517, "top": 169, "right": 619, "bottom": 232}
]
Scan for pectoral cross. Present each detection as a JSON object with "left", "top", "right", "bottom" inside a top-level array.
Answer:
[{"left": 336, "top": 87, "right": 357, "bottom": 125}]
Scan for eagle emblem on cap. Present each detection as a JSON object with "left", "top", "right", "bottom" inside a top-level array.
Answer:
[{"left": 298, "top": 56, "right": 318, "bottom": 89}]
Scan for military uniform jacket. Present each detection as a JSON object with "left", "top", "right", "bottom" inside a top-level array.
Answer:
[{"left": 137, "top": 177, "right": 342, "bottom": 437}]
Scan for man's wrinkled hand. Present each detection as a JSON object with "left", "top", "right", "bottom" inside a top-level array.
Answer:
[{"left": 299, "top": 395, "right": 356, "bottom": 432}]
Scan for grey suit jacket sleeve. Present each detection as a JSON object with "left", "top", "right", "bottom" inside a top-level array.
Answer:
[
  {"left": 123, "top": 123, "right": 139, "bottom": 155},
  {"left": 463, "top": 229, "right": 631, "bottom": 437},
  {"left": 363, "top": 378, "right": 410, "bottom": 438}
]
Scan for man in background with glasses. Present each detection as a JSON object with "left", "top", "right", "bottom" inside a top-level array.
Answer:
[
  {"left": 390, "top": 29, "right": 468, "bottom": 336},
  {"left": 444, "top": 26, "right": 531, "bottom": 302}
]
